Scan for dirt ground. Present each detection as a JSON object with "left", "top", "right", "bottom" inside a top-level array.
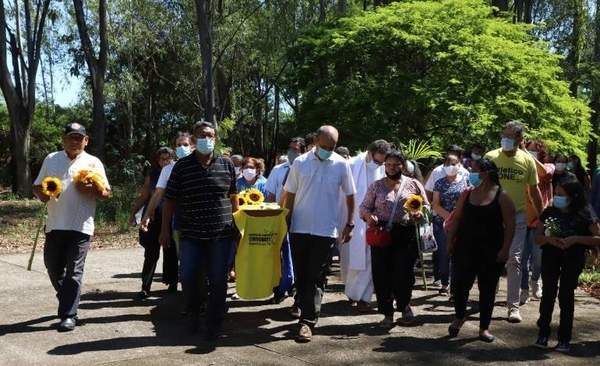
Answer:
[{"left": 0, "top": 199, "right": 140, "bottom": 254}]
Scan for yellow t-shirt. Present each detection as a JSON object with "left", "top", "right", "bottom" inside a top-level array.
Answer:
[
  {"left": 233, "top": 209, "right": 289, "bottom": 300},
  {"left": 485, "top": 148, "right": 539, "bottom": 212}
]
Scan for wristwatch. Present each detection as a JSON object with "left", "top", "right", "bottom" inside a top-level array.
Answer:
[{"left": 346, "top": 223, "right": 355, "bottom": 229}]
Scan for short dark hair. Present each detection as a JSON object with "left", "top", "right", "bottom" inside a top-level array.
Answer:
[
  {"left": 305, "top": 132, "right": 316, "bottom": 144},
  {"left": 446, "top": 144, "right": 463, "bottom": 157},
  {"left": 336, "top": 146, "right": 350, "bottom": 156},
  {"left": 194, "top": 120, "right": 215, "bottom": 131},
  {"left": 384, "top": 150, "right": 407, "bottom": 164},
  {"left": 474, "top": 158, "right": 501, "bottom": 187},
  {"left": 368, "top": 139, "right": 391, "bottom": 156},
  {"left": 472, "top": 143, "right": 485, "bottom": 151},
  {"left": 290, "top": 137, "right": 306, "bottom": 151},
  {"left": 173, "top": 131, "right": 192, "bottom": 146},
  {"left": 157, "top": 147, "right": 174, "bottom": 159}
]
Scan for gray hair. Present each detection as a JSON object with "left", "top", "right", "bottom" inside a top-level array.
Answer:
[
  {"left": 505, "top": 120, "right": 525, "bottom": 137},
  {"left": 368, "top": 139, "right": 391, "bottom": 156}
]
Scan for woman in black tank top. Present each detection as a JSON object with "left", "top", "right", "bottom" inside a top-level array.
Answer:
[{"left": 446, "top": 158, "right": 516, "bottom": 342}]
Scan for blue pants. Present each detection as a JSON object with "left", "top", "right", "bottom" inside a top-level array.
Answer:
[
  {"left": 521, "top": 227, "right": 542, "bottom": 290},
  {"left": 180, "top": 238, "right": 233, "bottom": 332},
  {"left": 432, "top": 220, "right": 451, "bottom": 287},
  {"left": 43, "top": 230, "right": 91, "bottom": 320}
]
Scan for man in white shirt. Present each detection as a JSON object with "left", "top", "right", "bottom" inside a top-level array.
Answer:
[
  {"left": 283, "top": 125, "right": 357, "bottom": 342},
  {"left": 33, "top": 123, "right": 110, "bottom": 332},
  {"left": 265, "top": 137, "right": 306, "bottom": 204}
]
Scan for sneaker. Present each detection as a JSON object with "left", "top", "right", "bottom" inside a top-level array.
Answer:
[
  {"left": 356, "top": 300, "right": 371, "bottom": 313},
  {"left": 530, "top": 280, "right": 542, "bottom": 300},
  {"left": 519, "top": 290, "right": 530, "bottom": 305},
  {"left": 431, "top": 280, "right": 442, "bottom": 289},
  {"left": 138, "top": 290, "right": 149, "bottom": 300},
  {"left": 297, "top": 324, "right": 312, "bottom": 342},
  {"left": 534, "top": 336, "right": 550, "bottom": 349},
  {"left": 555, "top": 341, "right": 570, "bottom": 352},
  {"left": 400, "top": 306, "right": 415, "bottom": 325},
  {"left": 231, "top": 292, "right": 240, "bottom": 300},
  {"left": 508, "top": 307, "right": 522, "bottom": 323}
]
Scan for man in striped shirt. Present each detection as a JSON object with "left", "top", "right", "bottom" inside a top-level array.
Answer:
[{"left": 159, "top": 121, "right": 239, "bottom": 341}]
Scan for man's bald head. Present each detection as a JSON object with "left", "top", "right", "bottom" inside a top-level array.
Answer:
[{"left": 316, "top": 125, "right": 339, "bottom": 144}]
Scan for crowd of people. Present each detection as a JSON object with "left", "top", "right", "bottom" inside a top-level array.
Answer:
[{"left": 32, "top": 120, "right": 600, "bottom": 352}]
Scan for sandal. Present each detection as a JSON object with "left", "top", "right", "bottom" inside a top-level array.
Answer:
[{"left": 378, "top": 317, "right": 394, "bottom": 329}]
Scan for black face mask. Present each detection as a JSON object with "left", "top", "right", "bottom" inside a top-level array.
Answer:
[{"left": 386, "top": 171, "right": 403, "bottom": 180}]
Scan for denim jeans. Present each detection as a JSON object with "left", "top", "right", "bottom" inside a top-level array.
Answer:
[
  {"left": 180, "top": 237, "right": 233, "bottom": 332},
  {"left": 521, "top": 227, "right": 542, "bottom": 290},
  {"left": 432, "top": 220, "right": 451, "bottom": 287},
  {"left": 43, "top": 230, "right": 91, "bottom": 320}
]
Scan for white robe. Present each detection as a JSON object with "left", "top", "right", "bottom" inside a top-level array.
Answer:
[{"left": 339, "top": 152, "right": 384, "bottom": 302}]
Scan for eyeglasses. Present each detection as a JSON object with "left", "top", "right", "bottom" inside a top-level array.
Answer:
[
  {"left": 195, "top": 133, "right": 215, "bottom": 139},
  {"left": 373, "top": 158, "right": 384, "bottom": 166},
  {"left": 502, "top": 134, "right": 518, "bottom": 139},
  {"left": 384, "top": 163, "right": 403, "bottom": 168}
]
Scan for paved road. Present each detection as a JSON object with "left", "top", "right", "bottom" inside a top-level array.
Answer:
[{"left": 0, "top": 248, "right": 598, "bottom": 365}]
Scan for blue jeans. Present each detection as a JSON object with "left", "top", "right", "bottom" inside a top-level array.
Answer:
[
  {"left": 432, "top": 220, "right": 451, "bottom": 287},
  {"left": 521, "top": 227, "right": 542, "bottom": 289},
  {"left": 180, "top": 237, "right": 233, "bottom": 331}
]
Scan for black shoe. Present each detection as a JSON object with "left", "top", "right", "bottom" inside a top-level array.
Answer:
[
  {"left": 167, "top": 283, "right": 178, "bottom": 292},
  {"left": 58, "top": 318, "right": 76, "bottom": 332},
  {"left": 206, "top": 327, "right": 220, "bottom": 341},
  {"left": 534, "top": 336, "right": 550, "bottom": 349},
  {"left": 139, "top": 290, "right": 149, "bottom": 299},
  {"left": 479, "top": 333, "right": 495, "bottom": 343}
]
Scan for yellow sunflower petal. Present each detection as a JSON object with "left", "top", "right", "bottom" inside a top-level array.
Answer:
[
  {"left": 238, "top": 195, "right": 248, "bottom": 206},
  {"left": 404, "top": 194, "right": 423, "bottom": 214},
  {"left": 42, "top": 176, "right": 62, "bottom": 198},
  {"left": 246, "top": 188, "right": 264, "bottom": 205}
]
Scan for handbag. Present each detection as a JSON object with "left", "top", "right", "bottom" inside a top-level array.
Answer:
[
  {"left": 419, "top": 223, "right": 438, "bottom": 253},
  {"left": 365, "top": 178, "right": 408, "bottom": 247}
]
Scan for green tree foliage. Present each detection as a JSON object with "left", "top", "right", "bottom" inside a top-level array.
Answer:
[{"left": 293, "top": 0, "right": 590, "bottom": 157}]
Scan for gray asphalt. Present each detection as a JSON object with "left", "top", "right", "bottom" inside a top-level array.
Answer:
[{"left": 0, "top": 247, "right": 598, "bottom": 365}]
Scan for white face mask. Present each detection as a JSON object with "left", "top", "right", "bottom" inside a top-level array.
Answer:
[
  {"left": 555, "top": 163, "right": 567, "bottom": 171},
  {"left": 470, "top": 153, "right": 481, "bottom": 161},
  {"left": 242, "top": 168, "right": 256, "bottom": 181},
  {"left": 234, "top": 167, "right": 241, "bottom": 175},
  {"left": 443, "top": 165, "right": 460, "bottom": 176},
  {"left": 528, "top": 151, "right": 538, "bottom": 159}
]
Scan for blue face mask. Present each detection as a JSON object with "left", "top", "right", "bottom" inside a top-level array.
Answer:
[
  {"left": 316, "top": 147, "right": 333, "bottom": 160},
  {"left": 287, "top": 151, "right": 300, "bottom": 164},
  {"left": 367, "top": 159, "right": 380, "bottom": 171},
  {"left": 468, "top": 172, "right": 482, "bottom": 187},
  {"left": 176, "top": 146, "right": 191, "bottom": 159},
  {"left": 501, "top": 137, "right": 516, "bottom": 151},
  {"left": 196, "top": 138, "right": 214, "bottom": 155},
  {"left": 553, "top": 195, "right": 569, "bottom": 209},
  {"left": 567, "top": 162, "right": 575, "bottom": 170}
]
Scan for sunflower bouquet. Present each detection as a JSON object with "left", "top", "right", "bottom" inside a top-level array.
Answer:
[
  {"left": 544, "top": 217, "right": 561, "bottom": 237},
  {"left": 73, "top": 169, "right": 105, "bottom": 193},
  {"left": 29, "top": 176, "right": 62, "bottom": 271},
  {"left": 404, "top": 193, "right": 430, "bottom": 290},
  {"left": 238, "top": 188, "right": 265, "bottom": 206}
]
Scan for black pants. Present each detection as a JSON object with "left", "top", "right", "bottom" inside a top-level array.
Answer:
[
  {"left": 43, "top": 230, "right": 91, "bottom": 320},
  {"left": 537, "top": 246, "right": 586, "bottom": 343},
  {"left": 289, "top": 233, "right": 335, "bottom": 327},
  {"left": 139, "top": 219, "right": 179, "bottom": 291},
  {"left": 370, "top": 224, "right": 418, "bottom": 316},
  {"left": 452, "top": 247, "right": 503, "bottom": 330}
]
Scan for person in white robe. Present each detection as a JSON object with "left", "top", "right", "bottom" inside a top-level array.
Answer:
[{"left": 339, "top": 140, "right": 391, "bottom": 312}]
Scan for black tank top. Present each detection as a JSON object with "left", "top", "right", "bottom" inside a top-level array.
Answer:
[{"left": 457, "top": 187, "right": 504, "bottom": 256}]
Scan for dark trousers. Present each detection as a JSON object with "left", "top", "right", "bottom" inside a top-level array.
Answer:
[
  {"left": 370, "top": 225, "right": 418, "bottom": 316},
  {"left": 537, "top": 247, "right": 585, "bottom": 343},
  {"left": 139, "top": 220, "right": 179, "bottom": 291},
  {"left": 180, "top": 238, "right": 233, "bottom": 332},
  {"left": 452, "top": 247, "right": 503, "bottom": 330},
  {"left": 43, "top": 230, "right": 91, "bottom": 320},
  {"left": 289, "top": 233, "right": 335, "bottom": 327}
]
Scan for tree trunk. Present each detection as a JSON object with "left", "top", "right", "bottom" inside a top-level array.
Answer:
[
  {"left": 339, "top": 0, "right": 347, "bottom": 14},
  {"left": 567, "top": 0, "right": 582, "bottom": 97},
  {"left": 195, "top": 0, "right": 217, "bottom": 127},
  {"left": 73, "top": 0, "right": 108, "bottom": 161},
  {"left": 319, "top": 0, "right": 326, "bottom": 25},
  {"left": 0, "top": 0, "right": 51, "bottom": 197},
  {"left": 587, "top": 0, "right": 600, "bottom": 173},
  {"left": 492, "top": 0, "right": 510, "bottom": 11}
]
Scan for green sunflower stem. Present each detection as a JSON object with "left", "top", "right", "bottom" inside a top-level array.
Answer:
[
  {"left": 27, "top": 204, "right": 47, "bottom": 271},
  {"left": 415, "top": 223, "right": 427, "bottom": 291}
]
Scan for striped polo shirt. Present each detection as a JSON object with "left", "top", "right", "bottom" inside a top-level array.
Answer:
[{"left": 165, "top": 153, "right": 237, "bottom": 242}]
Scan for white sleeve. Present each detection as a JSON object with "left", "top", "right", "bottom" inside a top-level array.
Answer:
[
  {"left": 283, "top": 163, "right": 299, "bottom": 194},
  {"left": 157, "top": 163, "right": 174, "bottom": 189},
  {"left": 341, "top": 161, "right": 357, "bottom": 196},
  {"left": 265, "top": 166, "right": 280, "bottom": 195},
  {"left": 33, "top": 154, "right": 52, "bottom": 185}
]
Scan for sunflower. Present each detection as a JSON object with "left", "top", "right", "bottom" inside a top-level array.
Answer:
[
  {"left": 74, "top": 169, "right": 105, "bottom": 193},
  {"left": 246, "top": 188, "right": 265, "bottom": 205},
  {"left": 41, "top": 176, "right": 62, "bottom": 198},
  {"left": 238, "top": 194, "right": 248, "bottom": 206},
  {"left": 404, "top": 194, "right": 423, "bottom": 214}
]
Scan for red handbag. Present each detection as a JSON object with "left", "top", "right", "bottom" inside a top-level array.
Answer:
[{"left": 366, "top": 226, "right": 392, "bottom": 247}]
